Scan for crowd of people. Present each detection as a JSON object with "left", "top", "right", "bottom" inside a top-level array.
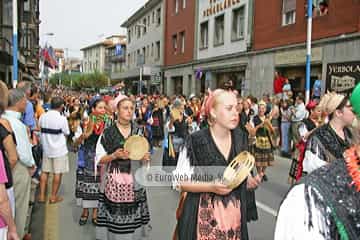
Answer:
[{"left": 0, "top": 77, "right": 359, "bottom": 240}]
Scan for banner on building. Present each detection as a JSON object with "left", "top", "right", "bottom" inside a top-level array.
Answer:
[{"left": 326, "top": 61, "right": 360, "bottom": 94}]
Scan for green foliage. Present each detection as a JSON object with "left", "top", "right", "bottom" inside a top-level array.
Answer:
[{"left": 49, "top": 71, "right": 109, "bottom": 90}]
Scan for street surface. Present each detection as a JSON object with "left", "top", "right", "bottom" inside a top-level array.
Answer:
[{"left": 30, "top": 148, "right": 292, "bottom": 240}]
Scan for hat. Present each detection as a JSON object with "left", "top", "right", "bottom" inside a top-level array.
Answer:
[
  {"left": 350, "top": 83, "right": 360, "bottom": 117},
  {"left": 317, "top": 92, "right": 345, "bottom": 114},
  {"left": 189, "top": 93, "right": 196, "bottom": 100}
]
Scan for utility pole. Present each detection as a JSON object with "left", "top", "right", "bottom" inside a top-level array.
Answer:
[
  {"left": 12, "top": 0, "right": 18, "bottom": 88},
  {"left": 305, "top": 0, "right": 313, "bottom": 103},
  {"left": 65, "top": 48, "right": 72, "bottom": 88}
]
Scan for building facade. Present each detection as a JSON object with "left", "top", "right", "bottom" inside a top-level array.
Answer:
[
  {"left": 105, "top": 36, "right": 127, "bottom": 84},
  {"left": 121, "top": 0, "right": 164, "bottom": 94},
  {"left": 0, "top": 0, "right": 40, "bottom": 87},
  {"left": 81, "top": 41, "right": 111, "bottom": 74},
  {"left": 249, "top": 0, "right": 360, "bottom": 97},
  {"left": 193, "top": 0, "right": 254, "bottom": 96},
  {"left": 163, "top": 0, "right": 196, "bottom": 96}
]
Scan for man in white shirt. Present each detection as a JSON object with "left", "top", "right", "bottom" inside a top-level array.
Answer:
[{"left": 38, "top": 97, "right": 70, "bottom": 204}]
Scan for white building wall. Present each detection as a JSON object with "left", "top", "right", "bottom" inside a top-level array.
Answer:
[
  {"left": 197, "top": 0, "right": 250, "bottom": 60},
  {"left": 126, "top": 0, "right": 164, "bottom": 74}
]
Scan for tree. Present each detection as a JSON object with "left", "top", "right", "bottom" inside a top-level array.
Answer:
[{"left": 49, "top": 71, "right": 109, "bottom": 90}]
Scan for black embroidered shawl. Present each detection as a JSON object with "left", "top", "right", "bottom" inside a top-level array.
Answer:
[
  {"left": 100, "top": 123, "right": 139, "bottom": 173},
  {"left": 177, "top": 128, "right": 250, "bottom": 240},
  {"left": 302, "top": 159, "right": 360, "bottom": 239},
  {"left": 306, "top": 124, "right": 353, "bottom": 164}
]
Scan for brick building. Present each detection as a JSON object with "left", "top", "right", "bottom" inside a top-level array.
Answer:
[
  {"left": 249, "top": 0, "right": 360, "bottom": 96},
  {"left": 163, "top": 0, "right": 196, "bottom": 95}
]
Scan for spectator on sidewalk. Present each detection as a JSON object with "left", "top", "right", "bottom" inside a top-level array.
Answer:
[
  {"left": 38, "top": 97, "right": 70, "bottom": 204},
  {"left": 0, "top": 150, "right": 19, "bottom": 240},
  {"left": 0, "top": 81, "right": 19, "bottom": 240},
  {"left": 16, "top": 82, "right": 36, "bottom": 132},
  {"left": 2, "top": 89, "right": 36, "bottom": 239},
  {"left": 312, "top": 78, "right": 322, "bottom": 102},
  {"left": 274, "top": 71, "right": 285, "bottom": 99}
]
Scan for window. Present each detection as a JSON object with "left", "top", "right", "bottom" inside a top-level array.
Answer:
[
  {"left": 3, "top": 0, "right": 12, "bottom": 25},
  {"left": 232, "top": 7, "right": 245, "bottom": 41},
  {"left": 137, "top": 25, "right": 141, "bottom": 38},
  {"left": 151, "top": 43, "right": 154, "bottom": 57},
  {"left": 127, "top": 54, "right": 130, "bottom": 67},
  {"left": 180, "top": 31, "right": 185, "bottom": 53},
  {"left": 172, "top": 34, "right": 178, "bottom": 54},
  {"left": 183, "top": 0, "right": 186, "bottom": 9},
  {"left": 143, "top": 18, "right": 147, "bottom": 34},
  {"left": 146, "top": 45, "right": 149, "bottom": 58},
  {"left": 156, "top": 41, "right": 160, "bottom": 60},
  {"left": 174, "top": 0, "right": 179, "bottom": 14},
  {"left": 152, "top": 11, "right": 155, "bottom": 24},
  {"left": 282, "top": 0, "right": 296, "bottom": 26},
  {"left": 311, "top": 0, "right": 329, "bottom": 17},
  {"left": 214, "top": 14, "right": 224, "bottom": 46},
  {"left": 142, "top": 47, "right": 146, "bottom": 63},
  {"left": 24, "top": 0, "right": 30, "bottom": 11},
  {"left": 156, "top": 8, "right": 161, "bottom": 26},
  {"left": 148, "top": 16, "right": 150, "bottom": 26},
  {"left": 200, "top": 21, "right": 208, "bottom": 49},
  {"left": 128, "top": 29, "right": 131, "bottom": 43}
]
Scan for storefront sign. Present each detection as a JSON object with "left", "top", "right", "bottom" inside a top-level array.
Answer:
[
  {"left": 326, "top": 61, "right": 360, "bottom": 94},
  {"left": 203, "top": 0, "right": 242, "bottom": 17},
  {"left": 275, "top": 47, "right": 322, "bottom": 65}
]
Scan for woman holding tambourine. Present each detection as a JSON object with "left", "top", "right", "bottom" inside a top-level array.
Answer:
[
  {"left": 95, "top": 95, "right": 151, "bottom": 240},
  {"left": 172, "top": 89, "right": 262, "bottom": 240}
]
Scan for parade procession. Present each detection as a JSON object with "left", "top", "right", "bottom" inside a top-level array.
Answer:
[{"left": 0, "top": 0, "right": 360, "bottom": 240}]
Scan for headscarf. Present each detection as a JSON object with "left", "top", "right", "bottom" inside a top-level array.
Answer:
[{"left": 109, "top": 93, "right": 128, "bottom": 112}]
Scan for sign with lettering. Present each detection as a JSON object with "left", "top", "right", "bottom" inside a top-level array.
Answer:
[
  {"left": 275, "top": 47, "right": 322, "bottom": 65},
  {"left": 202, "top": 0, "right": 242, "bottom": 18},
  {"left": 326, "top": 61, "right": 360, "bottom": 94}
]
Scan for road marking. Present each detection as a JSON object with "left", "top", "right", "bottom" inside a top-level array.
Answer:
[{"left": 256, "top": 201, "right": 278, "bottom": 217}]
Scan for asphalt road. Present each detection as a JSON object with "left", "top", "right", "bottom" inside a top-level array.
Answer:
[{"left": 30, "top": 148, "right": 292, "bottom": 240}]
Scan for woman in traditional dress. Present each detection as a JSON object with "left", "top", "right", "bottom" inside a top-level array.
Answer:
[
  {"left": 303, "top": 92, "right": 355, "bottom": 174},
  {"left": 288, "top": 101, "right": 321, "bottom": 184},
  {"left": 252, "top": 101, "right": 275, "bottom": 181},
  {"left": 95, "top": 95, "right": 151, "bottom": 240},
  {"left": 173, "top": 89, "right": 262, "bottom": 240},
  {"left": 151, "top": 99, "right": 164, "bottom": 148},
  {"left": 163, "top": 99, "right": 189, "bottom": 167},
  {"left": 77, "top": 99, "right": 110, "bottom": 225}
]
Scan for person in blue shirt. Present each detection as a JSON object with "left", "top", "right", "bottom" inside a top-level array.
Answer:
[
  {"left": 312, "top": 79, "right": 322, "bottom": 101},
  {"left": 16, "top": 81, "right": 36, "bottom": 131}
]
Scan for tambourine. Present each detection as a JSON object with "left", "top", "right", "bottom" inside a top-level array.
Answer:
[
  {"left": 222, "top": 151, "right": 255, "bottom": 189},
  {"left": 124, "top": 135, "right": 149, "bottom": 160}
]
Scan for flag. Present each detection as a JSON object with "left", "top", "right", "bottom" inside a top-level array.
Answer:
[{"left": 41, "top": 46, "right": 58, "bottom": 69}]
